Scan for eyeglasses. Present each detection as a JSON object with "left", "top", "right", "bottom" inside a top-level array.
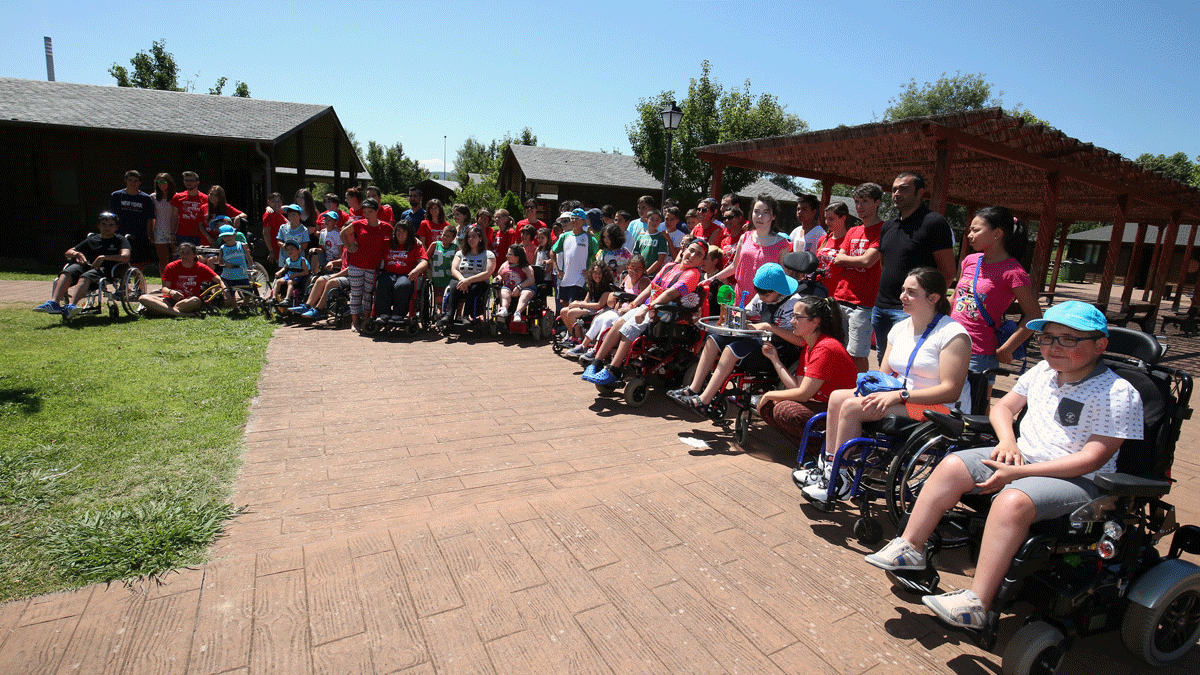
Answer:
[
  {"left": 1035, "top": 334, "right": 1100, "bottom": 348},
  {"left": 698, "top": 207, "right": 710, "bottom": 213}
]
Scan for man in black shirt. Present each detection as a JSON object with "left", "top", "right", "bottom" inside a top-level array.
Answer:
[
  {"left": 871, "top": 172, "right": 957, "bottom": 359},
  {"left": 34, "top": 212, "right": 131, "bottom": 317}
]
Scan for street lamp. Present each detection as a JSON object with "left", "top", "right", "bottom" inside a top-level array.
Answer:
[{"left": 660, "top": 101, "right": 683, "bottom": 207}]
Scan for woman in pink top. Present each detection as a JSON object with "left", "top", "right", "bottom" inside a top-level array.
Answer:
[
  {"left": 949, "top": 206, "right": 1041, "bottom": 376},
  {"left": 706, "top": 194, "right": 790, "bottom": 299}
]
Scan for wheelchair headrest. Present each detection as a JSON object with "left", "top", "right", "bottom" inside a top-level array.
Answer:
[
  {"left": 1109, "top": 363, "right": 1175, "bottom": 480},
  {"left": 1104, "top": 326, "right": 1165, "bottom": 365},
  {"left": 782, "top": 251, "right": 818, "bottom": 275}
]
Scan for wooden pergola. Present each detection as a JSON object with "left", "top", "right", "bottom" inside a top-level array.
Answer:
[{"left": 695, "top": 108, "right": 1200, "bottom": 323}]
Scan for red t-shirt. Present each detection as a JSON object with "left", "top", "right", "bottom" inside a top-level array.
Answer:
[
  {"left": 692, "top": 221, "right": 725, "bottom": 245},
  {"left": 794, "top": 334, "right": 857, "bottom": 403},
  {"left": 834, "top": 221, "right": 883, "bottom": 307},
  {"left": 414, "top": 221, "right": 434, "bottom": 246},
  {"left": 814, "top": 231, "right": 847, "bottom": 297},
  {"left": 170, "top": 191, "right": 208, "bottom": 238},
  {"left": 378, "top": 204, "right": 395, "bottom": 224},
  {"left": 382, "top": 242, "right": 428, "bottom": 276},
  {"left": 262, "top": 209, "right": 287, "bottom": 246},
  {"left": 201, "top": 204, "right": 245, "bottom": 241},
  {"left": 161, "top": 259, "right": 217, "bottom": 299},
  {"left": 346, "top": 219, "right": 394, "bottom": 270}
]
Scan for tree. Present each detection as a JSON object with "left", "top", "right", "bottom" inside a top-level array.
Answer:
[
  {"left": 453, "top": 128, "right": 538, "bottom": 186},
  {"left": 1135, "top": 152, "right": 1198, "bottom": 186},
  {"left": 499, "top": 191, "right": 525, "bottom": 221},
  {"left": 365, "top": 141, "right": 429, "bottom": 195},
  {"left": 454, "top": 180, "right": 501, "bottom": 214},
  {"left": 883, "top": 72, "right": 1000, "bottom": 120},
  {"left": 109, "top": 39, "right": 250, "bottom": 97},
  {"left": 627, "top": 61, "right": 806, "bottom": 205}
]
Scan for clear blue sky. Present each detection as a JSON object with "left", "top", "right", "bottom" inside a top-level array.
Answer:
[{"left": 4, "top": 0, "right": 1198, "bottom": 178}]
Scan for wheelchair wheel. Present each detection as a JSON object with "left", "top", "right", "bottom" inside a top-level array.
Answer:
[
  {"left": 1122, "top": 573, "right": 1200, "bottom": 667},
  {"left": 624, "top": 378, "right": 649, "bottom": 408},
  {"left": 853, "top": 517, "right": 884, "bottom": 547},
  {"left": 734, "top": 408, "right": 752, "bottom": 445},
  {"left": 884, "top": 423, "right": 948, "bottom": 527},
  {"left": 1002, "top": 620, "right": 1066, "bottom": 675},
  {"left": 249, "top": 264, "right": 271, "bottom": 300},
  {"left": 595, "top": 381, "right": 619, "bottom": 395},
  {"left": 121, "top": 267, "right": 146, "bottom": 316}
]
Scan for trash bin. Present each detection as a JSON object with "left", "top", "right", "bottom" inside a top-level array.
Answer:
[{"left": 1064, "top": 259, "right": 1087, "bottom": 283}]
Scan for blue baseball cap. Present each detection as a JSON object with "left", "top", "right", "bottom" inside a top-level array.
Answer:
[
  {"left": 282, "top": 203, "right": 303, "bottom": 214},
  {"left": 323, "top": 210, "right": 341, "bottom": 221},
  {"left": 208, "top": 215, "right": 231, "bottom": 228},
  {"left": 752, "top": 263, "right": 799, "bottom": 297},
  {"left": 218, "top": 224, "right": 237, "bottom": 238},
  {"left": 1027, "top": 300, "right": 1108, "bottom": 337},
  {"left": 570, "top": 208, "right": 588, "bottom": 220}
]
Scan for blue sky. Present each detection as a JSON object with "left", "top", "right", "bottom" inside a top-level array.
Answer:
[{"left": 4, "top": 0, "right": 1198, "bottom": 178}]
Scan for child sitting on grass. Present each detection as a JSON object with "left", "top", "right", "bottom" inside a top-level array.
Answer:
[{"left": 864, "top": 301, "right": 1143, "bottom": 631}]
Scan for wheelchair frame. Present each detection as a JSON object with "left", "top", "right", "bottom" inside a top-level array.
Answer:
[
  {"left": 593, "top": 304, "right": 704, "bottom": 408},
  {"left": 60, "top": 264, "right": 146, "bottom": 324}
]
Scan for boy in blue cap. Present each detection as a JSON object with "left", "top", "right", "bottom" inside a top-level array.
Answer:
[
  {"left": 667, "top": 262, "right": 803, "bottom": 419},
  {"left": 865, "top": 301, "right": 1143, "bottom": 630}
]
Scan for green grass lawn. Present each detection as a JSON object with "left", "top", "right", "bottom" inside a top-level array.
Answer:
[{"left": 0, "top": 307, "right": 274, "bottom": 601}]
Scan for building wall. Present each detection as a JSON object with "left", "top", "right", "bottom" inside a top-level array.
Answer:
[{"left": 0, "top": 124, "right": 265, "bottom": 267}]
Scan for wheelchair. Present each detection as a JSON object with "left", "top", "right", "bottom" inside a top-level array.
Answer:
[
  {"left": 438, "top": 281, "right": 494, "bottom": 338},
  {"left": 593, "top": 300, "right": 705, "bottom": 408},
  {"left": 196, "top": 264, "right": 272, "bottom": 318},
  {"left": 793, "top": 366, "right": 997, "bottom": 546},
  {"left": 362, "top": 273, "right": 434, "bottom": 337},
  {"left": 883, "top": 329, "right": 1199, "bottom": 674},
  {"left": 489, "top": 267, "right": 555, "bottom": 341},
  {"left": 554, "top": 291, "right": 638, "bottom": 356},
  {"left": 60, "top": 263, "right": 146, "bottom": 324}
]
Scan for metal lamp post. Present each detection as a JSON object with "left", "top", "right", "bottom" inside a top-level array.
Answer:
[{"left": 660, "top": 101, "right": 683, "bottom": 207}]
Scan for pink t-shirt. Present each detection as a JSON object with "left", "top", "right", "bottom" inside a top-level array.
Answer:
[
  {"left": 950, "top": 253, "right": 1032, "bottom": 354},
  {"left": 732, "top": 231, "right": 790, "bottom": 297}
]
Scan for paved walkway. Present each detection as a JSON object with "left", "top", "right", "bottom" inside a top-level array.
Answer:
[{"left": 1, "top": 283, "right": 1198, "bottom": 674}]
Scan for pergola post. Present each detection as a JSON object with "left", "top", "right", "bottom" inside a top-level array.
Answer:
[
  {"left": 1030, "top": 172, "right": 1060, "bottom": 294},
  {"left": 1121, "top": 222, "right": 1150, "bottom": 309},
  {"left": 930, "top": 139, "right": 953, "bottom": 215},
  {"left": 709, "top": 162, "right": 725, "bottom": 200},
  {"left": 1095, "top": 195, "right": 1128, "bottom": 310},
  {"left": 1149, "top": 210, "right": 1183, "bottom": 322},
  {"left": 1173, "top": 221, "right": 1199, "bottom": 310},
  {"left": 1141, "top": 225, "right": 1167, "bottom": 301},
  {"left": 819, "top": 182, "right": 832, "bottom": 213},
  {"left": 333, "top": 133, "right": 342, "bottom": 196},
  {"left": 296, "top": 128, "right": 306, "bottom": 189},
  {"left": 1047, "top": 219, "right": 1074, "bottom": 293}
]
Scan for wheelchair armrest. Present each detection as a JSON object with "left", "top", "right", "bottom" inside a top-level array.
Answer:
[
  {"left": 924, "top": 408, "right": 994, "bottom": 437},
  {"left": 1093, "top": 472, "right": 1172, "bottom": 497}
]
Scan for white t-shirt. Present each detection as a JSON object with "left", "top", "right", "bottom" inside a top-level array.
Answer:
[
  {"left": 321, "top": 229, "right": 343, "bottom": 259},
  {"left": 1011, "top": 360, "right": 1143, "bottom": 478},
  {"left": 556, "top": 232, "right": 592, "bottom": 287},
  {"left": 886, "top": 314, "right": 972, "bottom": 411},
  {"left": 668, "top": 228, "right": 687, "bottom": 250},
  {"left": 790, "top": 224, "right": 827, "bottom": 254}
]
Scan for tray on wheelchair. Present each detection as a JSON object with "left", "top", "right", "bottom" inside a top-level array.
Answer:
[{"left": 697, "top": 316, "right": 770, "bottom": 341}]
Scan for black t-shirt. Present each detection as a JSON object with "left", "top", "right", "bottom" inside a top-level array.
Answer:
[
  {"left": 75, "top": 233, "right": 131, "bottom": 274},
  {"left": 875, "top": 204, "right": 954, "bottom": 309},
  {"left": 109, "top": 190, "right": 155, "bottom": 237}
]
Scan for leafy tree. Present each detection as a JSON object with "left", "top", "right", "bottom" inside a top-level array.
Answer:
[
  {"left": 109, "top": 39, "right": 249, "bottom": 97},
  {"left": 499, "top": 191, "right": 525, "bottom": 221},
  {"left": 365, "top": 141, "right": 429, "bottom": 194},
  {"left": 627, "top": 60, "right": 806, "bottom": 205},
  {"left": 454, "top": 180, "right": 502, "bottom": 214},
  {"left": 453, "top": 128, "right": 538, "bottom": 186},
  {"left": 883, "top": 72, "right": 1000, "bottom": 120},
  {"left": 110, "top": 39, "right": 181, "bottom": 91},
  {"left": 1135, "top": 152, "right": 1198, "bottom": 186}
]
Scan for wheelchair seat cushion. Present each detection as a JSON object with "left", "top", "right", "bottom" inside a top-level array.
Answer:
[{"left": 863, "top": 415, "right": 924, "bottom": 437}]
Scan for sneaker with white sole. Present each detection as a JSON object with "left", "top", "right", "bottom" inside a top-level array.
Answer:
[
  {"left": 33, "top": 300, "right": 62, "bottom": 314},
  {"left": 922, "top": 589, "right": 986, "bottom": 630},
  {"left": 581, "top": 348, "right": 596, "bottom": 361},
  {"left": 800, "top": 467, "right": 853, "bottom": 503},
  {"left": 565, "top": 344, "right": 587, "bottom": 358},
  {"left": 864, "top": 537, "right": 926, "bottom": 571},
  {"left": 495, "top": 307, "right": 510, "bottom": 318}
]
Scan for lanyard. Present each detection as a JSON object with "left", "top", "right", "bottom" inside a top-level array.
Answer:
[
  {"left": 903, "top": 314, "right": 943, "bottom": 385},
  {"left": 970, "top": 255, "right": 998, "bottom": 329}
]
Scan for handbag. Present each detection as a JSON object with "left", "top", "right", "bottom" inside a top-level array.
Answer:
[
  {"left": 855, "top": 315, "right": 941, "bottom": 396},
  {"left": 971, "top": 255, "right": 1027, "bottom": 361}
]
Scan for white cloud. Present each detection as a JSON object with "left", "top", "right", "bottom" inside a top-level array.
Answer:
[{"left": 419, "top": 158, "right": 453, "bottom": 172}]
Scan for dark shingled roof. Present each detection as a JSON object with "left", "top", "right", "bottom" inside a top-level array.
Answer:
[
  {"left": 509, "top": 145, "right": 661, "bottom": 191},
  {"left": 0, "top": 76, "right": 328, "bottom": 142},
  {"left": 1067, "top": 223, "right": 1200, "bottom": 246}
]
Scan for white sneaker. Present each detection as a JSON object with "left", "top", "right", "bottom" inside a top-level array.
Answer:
[
  {"left": 922, "top": 589, "right": 986, "bottom": 630},
  {"left": 864, "top": 537, "right": 926, "bottom": 571},
  {"left": 792, "top": 466, "right": 822, "bottom": 486},
  {"left": 495, "top": 307, "right": 510, "bottom": 318}
]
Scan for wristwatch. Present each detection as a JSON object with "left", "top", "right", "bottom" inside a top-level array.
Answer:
[{"left": 899, "top": 389, "right": 910, "bottom": 402}]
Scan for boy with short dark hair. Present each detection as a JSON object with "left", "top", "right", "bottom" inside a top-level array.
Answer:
[
  {"left": 865, "top": 301, "right": 1143, "bottom": 630},
  {"left": 35, "top": 212, "right": 131, "bottom": 317}
]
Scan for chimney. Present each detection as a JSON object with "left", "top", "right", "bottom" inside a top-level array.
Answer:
[{"left": 44, "top": 37, "right": 55, "bottom": 82}]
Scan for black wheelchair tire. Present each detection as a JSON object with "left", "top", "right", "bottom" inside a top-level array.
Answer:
[
  {"left": 1122, "top": 576, "right": 1200, "bottom": 667},
  {"left": 1002, "top": 620, "right": 1066, "bottom": 675}
]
